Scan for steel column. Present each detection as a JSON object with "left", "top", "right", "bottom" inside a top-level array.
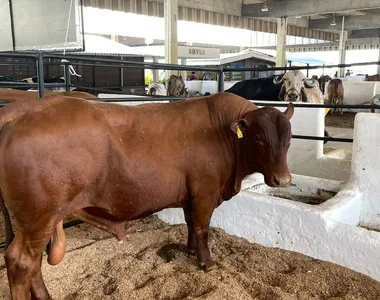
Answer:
[{"left": 37, "top": 52, "right": 45, "bottom": 98}]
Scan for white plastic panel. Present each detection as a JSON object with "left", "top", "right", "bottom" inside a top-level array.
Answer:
[
  {"left": 0, "top": 0, "right": 13, "bottom": 51},
  {"left": 0, "top": 0, "right": 84, "bottom": 52}
]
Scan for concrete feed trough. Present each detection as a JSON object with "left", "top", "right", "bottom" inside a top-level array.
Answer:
[{"left": 246, "top": 175, "right": 337, "bottom": 206}]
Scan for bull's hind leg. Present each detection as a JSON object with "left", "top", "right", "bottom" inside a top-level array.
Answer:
[
  {"left": 5, "top": 229, "right": 53, "bottom": 300},
  {"left": 30, "top": 254, "right": 51, "bottom": 300}
]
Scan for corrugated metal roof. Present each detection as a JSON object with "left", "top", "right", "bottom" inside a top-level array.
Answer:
[
  {"left": 253, "top": 48, "right": 333, "bottom": 65},
  {"left": 70, "top": 34, "right": 158, "bottom": 57},
  {"left": 186, "top": 48, "right": 276, "bottom": 66},
  {"left": 220, "top": 49, "right": 276, "bottom": 64}
]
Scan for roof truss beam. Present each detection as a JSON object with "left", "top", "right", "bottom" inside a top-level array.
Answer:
[
  {"left": 310, "top": 15, "right": 380, "bottom": 31},
  {"left": 349, "top": 28, "right": 380, "bottom": 39},
  {"left": 242, "top": 0, "right": 380, "bottom": 18}
]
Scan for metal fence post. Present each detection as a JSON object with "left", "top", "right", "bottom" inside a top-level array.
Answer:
[
  {"left": 217, "top": 68, "right": 224, "bottom": 92},
  {"left": 37, "top": 52, "right": 45, "bottom": 98},
  {"left": 64, "top": 62, "right": 71, "bottom": 92}
]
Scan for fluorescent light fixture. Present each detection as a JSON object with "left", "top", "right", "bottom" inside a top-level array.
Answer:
[{"left": 261, "top": 0, "right": 268, "bottom": 12}]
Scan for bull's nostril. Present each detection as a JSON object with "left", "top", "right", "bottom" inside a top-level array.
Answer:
[{"left": 273, "top": 175, "right": 291, "bottom": 187}]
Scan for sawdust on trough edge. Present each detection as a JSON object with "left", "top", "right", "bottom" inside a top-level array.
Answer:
[{"left": 0, "top": 215, "right": 379, "bottom": 300}]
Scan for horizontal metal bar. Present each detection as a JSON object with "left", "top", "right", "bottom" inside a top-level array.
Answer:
[
  {"left": 0, "top": 83, "right": 67, "bottom": 88},
  {"left": 0, "top": 52, "right": 38, "bottom": 59},
  {"left": 87, "top": 97, "right": 380, "bottom": 109},
  {"left": 63, "top": 219, "right": 84, "bottom": 228},
  {"left": 226, "top": 60, "right": 380, "bottom": 73},
  {"left": 67, "top": 61, "right": 217, "bottom": 72},
  {"left": 1, "top": 52, "right": 380, "bottom": 73},
  {"left": 42, "top": 54, "right": 380, "bottom": 72},
  {"left": 0, "top": 61, "right": 36, "bottom": 66},
  {"left": 292, "top": 135, "right": 353, "bottom": 143},
  {"left": 253, "top": 102, "right": 380, "bottom": 109},
  {"left": 42, "top": 54, "right": 220, "bottom": 72}
]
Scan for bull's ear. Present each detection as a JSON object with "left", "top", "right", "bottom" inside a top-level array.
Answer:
[
  {"left": 278, "top": 85, "right": 285, "bottom": 101},
  {"left": 230, "top": 119, "right": 249, "bottom": 136},
  {"left": 301, "top": 88, "right": 308, "bottom": 103},
  {"left": 283, "top": 102, "right": 294, "bottom": 120}
]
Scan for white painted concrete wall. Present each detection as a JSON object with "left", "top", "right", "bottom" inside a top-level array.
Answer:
[{"left": 347, "top": 113, "right": 380, "bottom": 229}]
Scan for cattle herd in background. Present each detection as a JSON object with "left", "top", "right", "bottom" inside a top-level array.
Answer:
[
  {"left": 146, "top": 70, "right": 346, "bottom": 116},
  {"left": 2, "top": 70, "right": 380, "bottom": 113}
]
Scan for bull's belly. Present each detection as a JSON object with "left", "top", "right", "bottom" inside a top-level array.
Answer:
[{"left": 91, "top": 175, "right": 189, "bottom": 221}]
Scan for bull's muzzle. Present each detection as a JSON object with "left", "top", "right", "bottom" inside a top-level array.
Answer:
[
  {"left": 286, "top": 92, "right": 299, "bottom": 102},
  {"left": 272, "top": 173, "right": 292, "bottom": 188}
]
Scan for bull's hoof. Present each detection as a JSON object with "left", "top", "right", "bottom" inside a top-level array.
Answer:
[
  {"left": 188, "top": 248, "right": 196, "bottom": 256},
  {"left": 199, "top": 260, "right": 216, "bottom": 272}
]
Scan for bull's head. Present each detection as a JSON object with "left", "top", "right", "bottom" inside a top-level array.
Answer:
[
  {"left": 167, "top": 75, "right": 187, "bottom": 97},
  {"left": 273, "top": 70, "right": 317, "bottom": 102},
  {"left": 230, "top": 103, "right": 294, "bottom": 187}
]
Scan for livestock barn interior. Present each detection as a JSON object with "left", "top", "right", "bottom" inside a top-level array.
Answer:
[{"left": 1, "top": 0, "right": 380, "bottom": 299}]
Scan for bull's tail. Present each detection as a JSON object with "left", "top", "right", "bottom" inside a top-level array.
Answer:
[{"left": 0, "top": 194, "right": 15, "bottom": 250}]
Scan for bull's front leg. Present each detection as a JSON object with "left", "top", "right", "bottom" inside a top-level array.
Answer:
[
  {"left": 183, "top": 205, "right": 197, "bottom": 255},
  {"left": 191, "top": 193, "right": 217, "bottom": 272}
]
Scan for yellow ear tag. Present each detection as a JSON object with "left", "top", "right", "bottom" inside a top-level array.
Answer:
[{"left": 237, "top": 127, "right": 243, "bottom": 139}]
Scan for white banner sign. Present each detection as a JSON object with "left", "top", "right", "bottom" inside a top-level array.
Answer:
[{"left": 178, "top": 46, "right": 220, "bottom": 59}]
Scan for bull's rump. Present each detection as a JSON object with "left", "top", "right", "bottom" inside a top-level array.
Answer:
[
  {"left": 0, "top": 94, "right": 242, "bottom": 222},
  {"left": 327, "top": 79, "right": 344, "bottom": 100}
]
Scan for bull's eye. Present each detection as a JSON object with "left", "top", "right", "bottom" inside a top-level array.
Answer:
[{"left": 255, "top": 135, "right": 261, "bottom": 141}]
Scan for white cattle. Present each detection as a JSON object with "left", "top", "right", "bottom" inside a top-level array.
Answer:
[{"left": 273, "top": 70, "right": 324, "bottom": 104}]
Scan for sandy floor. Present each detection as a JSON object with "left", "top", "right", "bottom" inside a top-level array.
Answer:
[
  {"left": 0, "top": 215, "right": 380, "bottom": 300},
  {"left": 325, "top": 112, "right": 355, "bottom": 129}
]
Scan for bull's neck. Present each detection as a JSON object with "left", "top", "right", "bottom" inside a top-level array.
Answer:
[{"left": 205, "top": 94, "right": 256, "bottom": 198}]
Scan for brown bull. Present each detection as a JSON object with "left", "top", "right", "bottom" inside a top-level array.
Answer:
[
  {"left": 0, "top": 92, "right": 293, "bottom": 299},
  {"left": 327, "top": 79, "right": 344, "bottom": 115},
  {"left": 0, "top": 88, "right": 97, "bottom": 102},
  {"left": 364, "top": 74, "right": 380, "bottom": 81}
]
